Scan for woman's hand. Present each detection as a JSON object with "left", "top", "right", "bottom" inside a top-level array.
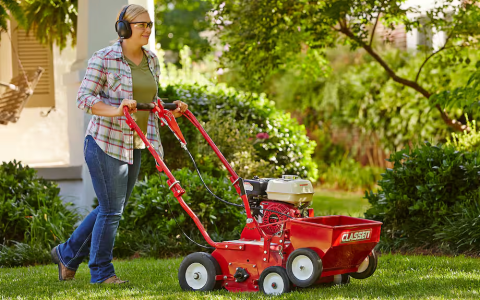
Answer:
[
  {"left": 116, "top": 99, "right": 137, "bottom": 116},
  {"left": 172, "top": 100, "right": 188, "bottom": 118}
]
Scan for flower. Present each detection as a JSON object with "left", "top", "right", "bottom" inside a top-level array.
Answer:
[{"left": 256, "top": 132, "right": 269, "bottom": 140}]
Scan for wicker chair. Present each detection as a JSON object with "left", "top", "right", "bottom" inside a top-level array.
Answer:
[{"left": 0, "top": 67, "right": 44, "bottom": 125}]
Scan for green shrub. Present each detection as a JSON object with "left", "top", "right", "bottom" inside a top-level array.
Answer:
[
  {"left": 319, "top": 156, "right": 382, "bottom": 192},
  {"left": 365, "top": 142, "right": 480, "bottom": 251},
  {"left": 194, "top": 109, "right": 275, "bottom": 178},
  {"left": 0, "top": 161, "right": 80, "bottom": 267},
  {"left": 434, "top": 204, "right": 480, "bottom": 254},
  {"left": 115, "top": 168, "right": 246, "bottom": 258},
  {"left": 0, "top": 160, "right": 80, "bottom": 250},
  {"left": 0, "top": 242, "right": 50, "bottom": 267},
  {"left": 142, "top": 82, "right": 318, "bottom": 182}
]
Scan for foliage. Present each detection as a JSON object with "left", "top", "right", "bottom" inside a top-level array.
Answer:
[
  {"left": 210, "top": 0, "right": 480, "bottom": 131},
  {"left": 365, "top": 142, "right": 480, "bottom": 251},
  {"left": 0, "top": 160, "right": 80, "bottom": 265},
  {"left": 266, "top": 47, "right": 480, "bottom": 172},
  {"left": 22, "top": 0, "right": 77, "bottom": 50},
  {"left": 0, "top": 242, "right": 50, "bottom": 267},
  {"left": 195, "top": 109, "right": 275, "bottom": 178},
  {"left": 307, "top": 126, "right": 346, "bottom": 171},
  {"left": 150, "top": 45, "right": 318, "bottom": 181},
  {"left": 0, "top": 0, "right": 76, "bottom": 50},
  {"left": 434, "top": 204, "right": 480, "bottom": 254},
  {"left": 446, "top": 115, "right": 480, "bottom": 151},
  {"left": 208, "top": 0, "right": 331, "bottom": 91},
  {"left": 432, "top": 65, "right": 480, "bottom": 112},
  {"left": 141, "top": 79, "right": 318, "bottom": 182},
  {"left": 115, "top": 168, "right": 245, "bottom": 257},
  {"left": 319, "top": 157, "right": 382, "bottom": 192},
  {"left": 155, "top": 0, "right": 212, "bottom": 60},
  {"left": 0, "top": 0, "right": 25, "bottom": 33}
]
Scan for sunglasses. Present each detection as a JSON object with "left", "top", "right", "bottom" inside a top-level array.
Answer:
[{"left": 130, "top": 22, "right": 153, "bottom": 29}]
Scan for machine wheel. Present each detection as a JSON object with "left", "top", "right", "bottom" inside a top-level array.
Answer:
[
  {"left": 350, "top": 250, "right": 378, "bottom": 280},
  {"left": 286, "top": 248, "right": 322, "bottom": 287},
  {"left": 333, "top": 274, "right": 350, "bottom": 285},
  {"left": 178, "top": 252, "right": 222, "bottom": 291},
  {"left": 259, "top": 266, "right": 291, "bottom": 295}
]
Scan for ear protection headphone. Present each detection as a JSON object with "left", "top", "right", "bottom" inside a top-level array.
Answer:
[{"left": 115, "top": 5, "right": 132, "bottom": 39}]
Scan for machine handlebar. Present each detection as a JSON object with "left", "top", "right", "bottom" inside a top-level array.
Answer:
[
  {"left": 135, "top": 102, "right": 178, "bottom": 110},
  {"left": 136, "top": 102, "right": 155, "bottom": 110},
  {"left": 163, "top": 103, "right": 178, "bottom": 110}
]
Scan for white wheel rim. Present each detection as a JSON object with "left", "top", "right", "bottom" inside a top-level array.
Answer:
[
  {"left": 333, "top": 274, "right": 342, "bottom": 285},
  {"left": 185, "top": 263, "right": 208, "bottom": 289},
  {"left": 263, "top": 272, "right": 285, "bottom": 295},
  {"left": 291, "top": 255, "right": 314, "bottom": 280},
  {"left": 357, "top": 256, "right": 369, "bottom": 273}
]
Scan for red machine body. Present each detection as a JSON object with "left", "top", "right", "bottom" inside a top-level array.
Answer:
[{"left": 123, "top": 101, "right": 382, "bottom": 294}]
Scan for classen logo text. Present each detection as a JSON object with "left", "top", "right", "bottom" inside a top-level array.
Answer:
[{"left": 341, "top": 229, "right": 372, "bottom": 243}]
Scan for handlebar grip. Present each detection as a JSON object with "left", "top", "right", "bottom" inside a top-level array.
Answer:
[
  {"left": 136, "top": 102, "right": 155, "bottom": 110},
  {"left": 133, "top": 102, "right": 178, "bottom": 111},
  {"left": 163, "top": 103, "right": 178, "bottom": 110}
]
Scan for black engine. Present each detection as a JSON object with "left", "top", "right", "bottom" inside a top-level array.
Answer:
[{"left": 243, "top": 176, "right": 271, "bottom": 213}]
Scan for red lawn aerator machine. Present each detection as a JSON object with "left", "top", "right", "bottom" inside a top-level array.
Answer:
[{"left": 124, "top": 101, "right": 382, "bottom": 295}]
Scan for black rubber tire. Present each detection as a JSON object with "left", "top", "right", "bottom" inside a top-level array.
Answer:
[
  {"left": 259, "top": 266, "right": 291, "bottom": 295},
  {"left": 178, "top": 252, "right": 222, "bottom": 291},
  {"left": 286, "top": 248, "right": 323, "bottom": 287},
  {"left": 350, "top": 250, "right": 378, "bottom": 280}
]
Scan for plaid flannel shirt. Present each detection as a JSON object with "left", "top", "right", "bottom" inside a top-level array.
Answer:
[{"left": 77, "top": 40, "right": 163, "bottom": 164}]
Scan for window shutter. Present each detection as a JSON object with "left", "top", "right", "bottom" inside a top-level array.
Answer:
[{"left": 11, "top": 28, "right": 55, "bottom": 108}]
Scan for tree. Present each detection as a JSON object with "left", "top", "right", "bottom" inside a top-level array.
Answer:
[
  {"left": 209, "top": 0, "right": 480, "bottom": 132},
  {"left": 0, "top": 0, "right": 25, "bottom": 33},
  {"left": 22, "top": 0, "right": 77, "bottom": 51},
  {"left": 0, "top": 0, "right": 77, "bottom": 50},
  {"left": 155, "top": 0, "right": 212, "bottom": 60}
]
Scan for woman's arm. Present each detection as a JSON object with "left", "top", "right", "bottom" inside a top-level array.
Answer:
[
  {"left": 76, "top": 53, "right": 107, "bottom": 115},
  {"left": 92, "top": 100, "right": 137, "bottom": 117},
  {"left": 77, "top": 52, "right": 137, "bottom": 117}
]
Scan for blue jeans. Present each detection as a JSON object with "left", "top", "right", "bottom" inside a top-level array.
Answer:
[{"left": 57, "top": 135, "right": 141, "bottom": 283}]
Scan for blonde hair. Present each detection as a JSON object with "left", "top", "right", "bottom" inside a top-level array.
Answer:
[{"left": 116, "top": 4, "right": 148, "bottom": 23}]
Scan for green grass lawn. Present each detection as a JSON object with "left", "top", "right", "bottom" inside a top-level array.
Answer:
[
  {"left": 1, "top": 254, "right": 479, "bottom": 299},
  {"left": 310, "top": 189, "right": 370, "bottom": 217}
]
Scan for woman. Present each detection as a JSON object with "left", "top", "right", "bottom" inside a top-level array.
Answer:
[{"left": 50, "top": 4, "right": 188, "bottom": 284}]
